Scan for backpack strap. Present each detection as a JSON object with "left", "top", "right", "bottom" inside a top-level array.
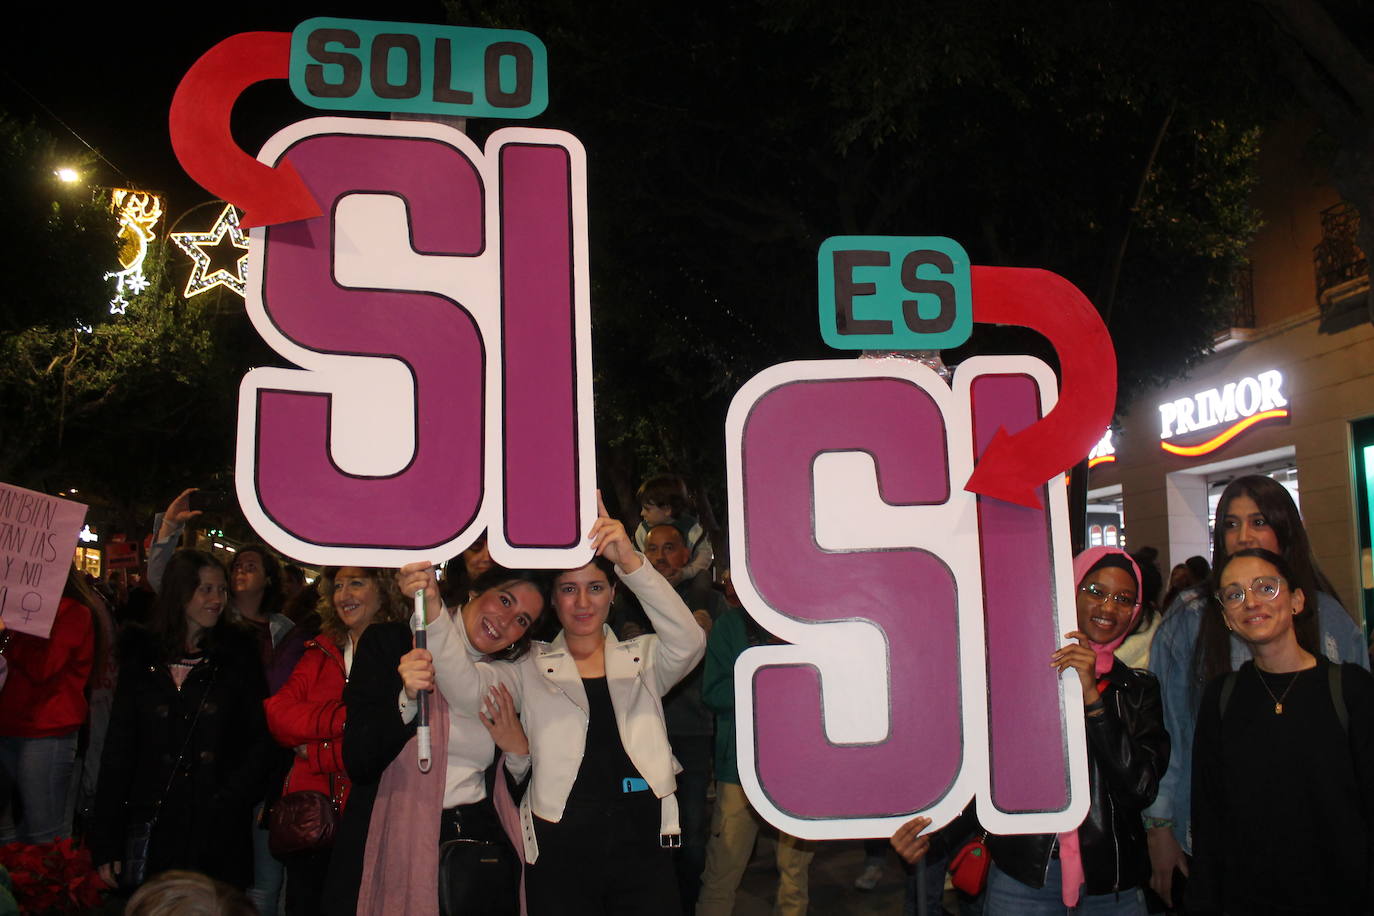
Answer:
[
  {"left": 1218, "top": 670, "right": 1238, "bottom": 719},
  {"left": 1328, "top": 662, "right": 1349, "bottom": 735}
]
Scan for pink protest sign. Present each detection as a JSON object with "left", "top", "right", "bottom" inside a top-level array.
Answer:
[
  {"left": 233, "top": 117, "right": 596, "bottom": 568},
  {"left": 171, "top": 28, "right": 596, "bottom": 570},
  {"left": 725, "top": 356, "right": 1088, "bottom": 840},
  {"left": 0, "top": 484, "right": 88, "bottom": 638}
]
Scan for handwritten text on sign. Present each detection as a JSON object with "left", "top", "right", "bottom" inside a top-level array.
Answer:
[{"left": 0, "top": 484, "right": 87, "bottom": 638}]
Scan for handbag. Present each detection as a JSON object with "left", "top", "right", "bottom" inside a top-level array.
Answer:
[
  {"left": 947, "top": 831, "right": 991, "bottom": 896},
  {"left": 120, "top": 818, "right": 155, "bottom": 890},
  {"left": 437, "top": 837, "right": 520, "bottom": 916},
  {"left": 268, "top": 771, "right": 340, "bottom": 858},
  {"left": 119, "top": 665, "right": 218, "bottom": 890}
]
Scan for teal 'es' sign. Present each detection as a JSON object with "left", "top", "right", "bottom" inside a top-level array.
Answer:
[
  {"left": 818, "top": 237, "right": 972, "bottom": 351},
  {"left": 290, "top": 18, "right": 548, "bottom": 119}
]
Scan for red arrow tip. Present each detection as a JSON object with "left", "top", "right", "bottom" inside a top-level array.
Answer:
[
  {"left": 239, "top": 160, "right": 323, "bottom": 228},
  {"left": 965, "top": 428, "right": 1046, "bottom": 509}
]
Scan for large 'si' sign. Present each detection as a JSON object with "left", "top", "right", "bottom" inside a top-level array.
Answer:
[
  {"left": 171, "top": 23, "right": 1118, "bottom": 840},
  {"left": 169, "top": 22, "right": 595, "bottom": 569},
  {"left": 725, "top": 242, "right": 1116, "bottom": 840}
]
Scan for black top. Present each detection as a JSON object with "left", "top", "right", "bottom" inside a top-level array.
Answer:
[
  {"left": 566, "top": 676, "right": 644, "bottom": 804},
  {"left": 91, "top": 623, "right": 271, "bottom": 888},
  {"left": 1189, "top": 657, "right": 1374, "bottom": 915},
  {"left": 322, "top": 621, "right": 416, "bottom": 916}
]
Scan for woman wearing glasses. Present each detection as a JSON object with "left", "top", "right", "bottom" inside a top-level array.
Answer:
[
  {"left": 1188, "top": 548, "right": 1374, "bottom": 914},
  {"left": 1144, "top": 476, "right": 1369, "bottom": 909},
  {"left": 893, "top": 546, "right": 1167, "bottom": 914}
]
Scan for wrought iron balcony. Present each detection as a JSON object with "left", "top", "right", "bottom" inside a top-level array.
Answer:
[{"left": 1314, "top": 201, "right": 1370, "bottom": 332}]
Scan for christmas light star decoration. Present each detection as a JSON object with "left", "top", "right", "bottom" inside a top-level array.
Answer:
[
  {"left": 171, "top": 202, "right": 249, "bottom": 298},
  {"left": 103, "top": 189, "right": 163, "bottom": 314}
]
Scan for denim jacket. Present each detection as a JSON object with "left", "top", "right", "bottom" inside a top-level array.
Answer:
[{"left": 1144, "top": 586, "right": 1367, "bottom": 853}]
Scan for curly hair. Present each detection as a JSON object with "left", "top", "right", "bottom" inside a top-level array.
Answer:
[{"left": 316, "top": 567, "right": 406, "bottom": 648}]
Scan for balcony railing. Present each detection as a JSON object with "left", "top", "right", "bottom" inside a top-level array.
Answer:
[
  {"left": 1229, "top": 265, "right": 1254, "bottom": 329},
  {"left": 1314, "top": 202, "right": 1370, "bottom": 331}
]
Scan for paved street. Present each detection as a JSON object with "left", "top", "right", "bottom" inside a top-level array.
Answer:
[{"left": 730, "top": 834, "right": 916, "bottom": 915}]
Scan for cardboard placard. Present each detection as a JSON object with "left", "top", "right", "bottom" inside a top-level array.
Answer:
[
  {"left": 0, "top": 484, "right": 88, "bottom": 638},
  {"left": 236, "top": 118, "right": 596, "bottom": 569}
]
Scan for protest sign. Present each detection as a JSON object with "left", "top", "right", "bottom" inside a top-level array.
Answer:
[
  {"left": 0, "top": 483, "right": 88, "bottom": 638},
  {"left": 171, "top": 28, "right": 596, "bottom": 570}
]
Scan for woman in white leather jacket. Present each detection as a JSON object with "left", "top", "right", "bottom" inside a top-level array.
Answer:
[{"left": 406, "top": 499, "right": 705, "bottom": 914}]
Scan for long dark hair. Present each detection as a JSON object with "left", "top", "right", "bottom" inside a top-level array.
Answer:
[
  {"left": 1194, "top": 475, "right": 1334, "bottom": 688},
  {"left": 152, "top": 550, "right": 228, "bottom": 663},
  {"left": 1199, "top": 547, "right": 1320, "bottom": 681},
  {"left": 461, "top": 566, "right": 551, "bottom": 661},
  {"left": 231, "top": 544, "right": 284, "bottom": 618}
]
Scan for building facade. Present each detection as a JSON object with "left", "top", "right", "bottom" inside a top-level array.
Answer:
[{"left": 1085, "top": 121, "right": 1374, "bottom": 631}]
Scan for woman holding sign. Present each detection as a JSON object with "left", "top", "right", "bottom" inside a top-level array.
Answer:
[
  {"left": 407, "top": 497, "right": 705, "bottom": 915},
  {"left": 893, "top": 546, "right": 1167, "bottom": 915},
  {"left": 1187, "top": 548, "right": 1374, "bottom": 914},
  {"left": 324, "top": 560, "right": 548, "bottom": 916}
]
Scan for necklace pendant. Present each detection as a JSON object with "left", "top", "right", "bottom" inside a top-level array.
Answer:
[{"left": 1275, "top": 702, "right": 1283, "bottom": 715}]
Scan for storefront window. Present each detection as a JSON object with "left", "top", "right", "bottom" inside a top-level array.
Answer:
[{"left": 1351, "top": 416, "right": 1374, "bottom": 637}]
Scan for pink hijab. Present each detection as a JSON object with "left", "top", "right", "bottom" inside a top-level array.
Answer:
[{"left": 1059, "top": 546, "right": 1143, "bottom": 907}]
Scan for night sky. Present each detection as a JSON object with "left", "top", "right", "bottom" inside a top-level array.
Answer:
[{"left": 3, "top": 3, "right": 453, "bottom": 213}]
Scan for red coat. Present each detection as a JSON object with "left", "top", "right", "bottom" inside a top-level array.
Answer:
[
  {"left": 264, "top": 637, "right": 351, "bottom": 810},
  {"left": 0, "top": 597, "right": 94, "bottom": 738}
]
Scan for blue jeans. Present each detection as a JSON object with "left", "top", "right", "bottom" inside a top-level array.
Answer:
[
  {"left": 984, "top": 860, "right": 1145, "bottom": 915},
  {"left": 246, "top": 803, "right": 284, "bottom": 916},
  {"left": 0, "top": 732, "right": 79, "bottom": 843}
]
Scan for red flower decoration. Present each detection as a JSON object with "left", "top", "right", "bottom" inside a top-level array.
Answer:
[{"left": 0, "top": 839, "right": 107, "bottom": 914}]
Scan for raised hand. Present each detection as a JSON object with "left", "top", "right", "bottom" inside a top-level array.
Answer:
[
  {"left": 588, "top": 491, "right": 641, "bottom": 573},
  {"left": 396, "top": 561, "right": 444, "bottom": 624}
]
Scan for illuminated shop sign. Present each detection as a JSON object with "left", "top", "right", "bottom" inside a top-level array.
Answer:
[
  {"left": 1087, "top": 429, "right": 1116, "bottom": 468},
  {"left": 1157, "top": 369, "right": 1289, "bottom": 457}
]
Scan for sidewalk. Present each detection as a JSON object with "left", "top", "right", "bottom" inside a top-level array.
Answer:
[{"left": 731, "top": 835, "right": 914, "bottom": 915}]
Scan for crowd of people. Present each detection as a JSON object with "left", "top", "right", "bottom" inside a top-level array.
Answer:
[{"left": 0, "top": 472, "right": 1371, "bottom": 916}]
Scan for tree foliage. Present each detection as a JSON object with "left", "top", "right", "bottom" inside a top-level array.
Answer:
[
  {"left": 0, "top": 116, "right": 246, "bottom": 533},
  {"left": 0, "top": 115, "right": 118, "bottom": 335},
  {"left": 447, "top": 0, "right": 1266, "bottom": 517}
]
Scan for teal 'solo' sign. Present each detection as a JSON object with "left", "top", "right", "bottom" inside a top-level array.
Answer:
[
  {"left": 290, "top": 18, "right": 548, "bottom": 119},
  {"left": 817, "top": 237, "right": 972, "bottom": 351}
]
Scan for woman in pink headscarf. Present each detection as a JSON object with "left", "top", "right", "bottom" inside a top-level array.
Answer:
[{"left": 892, "top": 547, "right": 1168, "bottom": 914}]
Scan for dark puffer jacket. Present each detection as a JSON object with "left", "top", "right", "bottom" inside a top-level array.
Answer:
[
  {"left": 91, "top": 623, "right": 273, "bottom": 888},
  {"left": 987, "top": 659, "right": 1169, "bottom": 895}
]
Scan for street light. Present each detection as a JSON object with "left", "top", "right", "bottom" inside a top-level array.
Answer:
[{"left": 54, "top": 167, "right": 80, "bottom": 183}]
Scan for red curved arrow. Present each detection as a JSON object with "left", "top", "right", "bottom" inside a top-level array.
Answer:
[
  {"left": 962, "top": 266, "right": 1116, "bottom": 509},
  {"left": 169, "top": 32, "right": 321, "bottom": 228}
]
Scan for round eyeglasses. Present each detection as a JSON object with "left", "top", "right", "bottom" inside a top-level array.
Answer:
[
  {"left": 1078, "top": 582, "right": 1135, "bottom": 609},
  {"left": 1215, "top": 576, "right": 1285, "bottom": 609}
]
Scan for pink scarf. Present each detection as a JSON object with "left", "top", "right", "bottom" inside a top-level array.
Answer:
[
  {"left": 1058, "top": 546, "right": 1142, "bottom": 908},
  {"left": 356, "top": 688, "right": 527, "bottom": 915}
]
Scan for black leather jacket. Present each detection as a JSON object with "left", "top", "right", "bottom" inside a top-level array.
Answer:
[{"left": 985, "top": 659, "right": 1169, "bottom": 895}]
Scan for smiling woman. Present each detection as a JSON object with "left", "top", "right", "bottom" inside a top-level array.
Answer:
[
  {"left": 91, "top": 550, "right": 274, "bottom": 893},
  {"left": 1187, "top": 547, "right": 1374, "bottom": 914},
  {"left": 412, "top": 499, "right": 707, "bottom": 915},
  {"left": 896, "top": 547, "right": 1169, "bottom": 915},
  {"left": 263, "top": 566, "right": 406, "bottom": 915}
]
